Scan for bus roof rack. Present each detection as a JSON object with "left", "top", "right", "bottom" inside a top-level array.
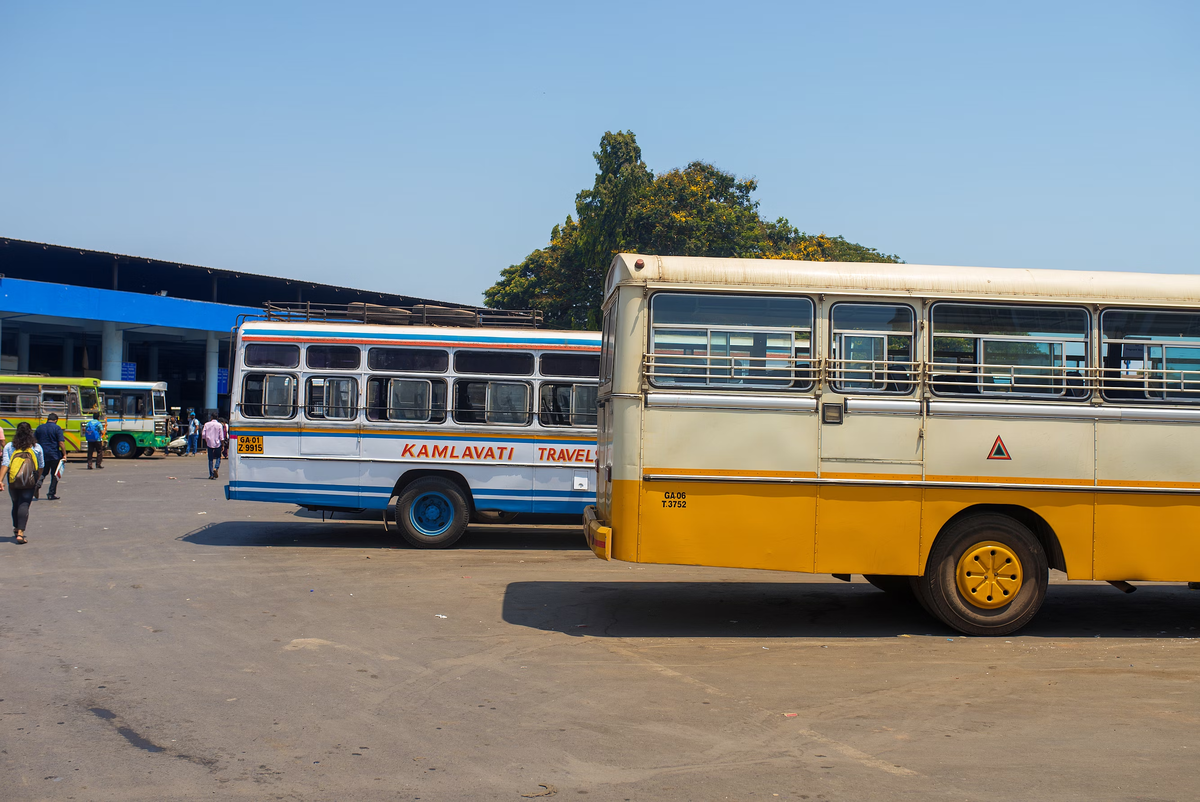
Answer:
[{"left": 261, "top": 301, "right": 543, "bottom": 329}]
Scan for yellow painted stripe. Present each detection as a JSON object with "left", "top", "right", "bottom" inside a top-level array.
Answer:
[
  {"left": 1097, "top": 478, "right": 1200, "bottom": 490},
  {"left": 643, "top": 467, "right": 818, "bottom": 479},
  {"left": 926, "top": 474, "right": 1094, "bottom": 487}
]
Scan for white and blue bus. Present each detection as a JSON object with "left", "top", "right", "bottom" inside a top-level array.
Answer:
[{"left": 225, "top": 312, "right": 600, "bottom": 548}]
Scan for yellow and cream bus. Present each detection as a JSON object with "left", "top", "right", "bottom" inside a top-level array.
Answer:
[{"left": 584, "top": 254, "right": 1200, "bottom": 635}]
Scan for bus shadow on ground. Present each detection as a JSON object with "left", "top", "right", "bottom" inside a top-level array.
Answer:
[
  {"left": 501, "top": 581, "right": 1200, "bottom": 639},
  {"left": 179, "top": 521, "right": 586, "bottom": 550}
]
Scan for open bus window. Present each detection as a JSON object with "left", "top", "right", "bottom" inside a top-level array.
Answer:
[
  {"left": 68, "top": 390, "right": 82, "bottom": 417},
  {"left": 0, "top": 385, "right": 40, "bottom": 415},
  {"left": 539, "top": 383, "right": 598, "bottom": 427},
  {"left": 454, "top": 351, "right": 534, "bottom": 376},
  {"left": 454, "top": 381, "right": 530, "bottom": 425},
  {"left": 830, "top": 303, "right": 915, "bottom": 394},
  {"left": 241, "top": 373, "right": 297, "bottom": 418},
  {"left": 307, "top": 345, "right": 361, "bottom": 370},
  {"left": 42, "top": 391, "right": 68, "bottom": 414},
  {"left": 649, "top": 293, "right": 813, "bottom": 390},
  {"left": 305, "top": 377, "right": 357, "bottom": 420},
  {"left": 153, "top": 391, "right": 166, "bottom": 415},
  {"left": 930, "top": 303, "right": 1089, "bottom": 398},
  {"left": 368, "top": 347, "right": 449, "bottom": 373},
  {"left": 540, "top": 353, "right": 600, "bottom": 378},
  {"left": 245, "top": 344, "right": 300, "bottom": 368},
  {"left": 1102, "top": 309, "right": 1200, "bottom": 402},
  {"left": 366, "top": 378, "right": 446, "bottom": 423}
]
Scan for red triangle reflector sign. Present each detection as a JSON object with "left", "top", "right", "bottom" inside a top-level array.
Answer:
[{"left": 987, "top": 436, "right": 1011, "bottom": 460}]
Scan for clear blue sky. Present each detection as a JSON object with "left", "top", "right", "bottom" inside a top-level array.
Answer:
[{"left": 2, "top": 1, "right": 1196, "bottom": 304}]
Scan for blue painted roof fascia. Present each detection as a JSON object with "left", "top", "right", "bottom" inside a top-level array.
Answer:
[{"left": 0, "top": 277, "right": 260, "bottom": 331}]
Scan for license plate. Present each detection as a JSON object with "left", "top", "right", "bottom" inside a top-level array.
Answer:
[{"left": 236, "top": 436, "right": 264, "bottom": 455}]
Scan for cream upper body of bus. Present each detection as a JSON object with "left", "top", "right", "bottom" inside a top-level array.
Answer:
[{"left": 585, "top": 253, "right": 1200, "bottom": 635}]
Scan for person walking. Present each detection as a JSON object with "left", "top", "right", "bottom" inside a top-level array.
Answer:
[
  {"left": 202, "top": 414, "right": 225, "bottom": 479},
  {"left": 187, "top": 413, "right": 200, "bottom": 456},
  {"left": 34, "top": 412, "right": 66, "bottom": 500},
  {"left": 219, "top": 417, "right": 230, "bottom": 459},
  {"left": 83, "top": 412, "right": 105, "bottom": 469},
  {"left": 3, "top": 422, "right": 44, "bottom": 544}
]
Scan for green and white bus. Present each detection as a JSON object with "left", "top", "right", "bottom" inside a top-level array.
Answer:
[{"left": 100, "top": 381, "right": 170, "bottom": 458}]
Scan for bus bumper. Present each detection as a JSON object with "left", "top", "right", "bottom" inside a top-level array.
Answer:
[
  {"left": 583, "top": 505, "right": 611, "bottom": 561},
  {"left": 224, "top": 484, "right": 231, "bottom": 501}
]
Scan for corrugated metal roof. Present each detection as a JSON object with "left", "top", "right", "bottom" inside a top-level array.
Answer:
[{"left": 607, "top": 254, "right": 1200, "bottom": 307}]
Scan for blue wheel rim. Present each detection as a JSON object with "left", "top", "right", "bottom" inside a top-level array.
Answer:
[
  {"left": 409, "top": 491, "right": 454, "bottom": 536},
  {"left": 113, "top": 439, "right": 131, "bottom": 456}
]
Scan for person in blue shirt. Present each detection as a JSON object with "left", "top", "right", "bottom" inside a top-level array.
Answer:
[
  {"left": 34, "top": 413, "right": 66, "bottom": 500},
  {"left": 83, "top": 412, "right": 105, "bottom": 469},
  {"left": 187, "top": 413, "right": 200, "bottom": 456}
]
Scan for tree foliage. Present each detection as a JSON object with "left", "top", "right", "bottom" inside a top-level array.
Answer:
[{"left": 485, "top": 131, "right": 901, "bottom": 329}]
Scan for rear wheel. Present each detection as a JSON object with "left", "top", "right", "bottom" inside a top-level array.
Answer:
[
  {"left": 395, "top": 478, "right": 471, "bottom": 549},
  {"left": 915, "top": 513, "right": 1048, "bottom": 636},
  {"left": 143, "top": 448, "right": 155, "bottom": 456},
  {"left": 110, "top": 436, "right": 136, "bottom": 459},
  {"left": 133, "top": 447, "right": 146, "bottom": 458},
  {"left": 864, "top": 574, "right": 916, "bottom": 598}
]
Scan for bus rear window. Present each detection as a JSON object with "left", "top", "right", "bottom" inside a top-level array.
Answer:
[
  {"left": 454, "top": 350, "right": 534, "bottom": 376},
  {"left": 368, "top": 347, "right": 449, "bottom": 373},
  {"left": 245, "top": 344, "right": 300, "bottom": 368},
  {"left": 540, "top": 353, "right": 600, "bottom": 378}
]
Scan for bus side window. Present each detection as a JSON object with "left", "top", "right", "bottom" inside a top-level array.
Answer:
[
  {"left": 68, "top": 389, "right": 82, "bottom": 416},
  {"left": 539, "top": 384, "right": 598, "bottom": 427},
  {"left": 454, "top": 381, "right": 530, "bottom": 425},
  {"left": 242, "top": 373, "right": 297, "bottom": 418},
  {"left": 366, "top": 378, "right": 446, "bottom": 423},
  {"left": 305, "top": 377, "right": 357, "bottom": 420},
  {"left": 42, "top": 392, "right": 68, "bottom": 414},
  {"left": 1101, "top": 309, "right": 1200, "bottom": 403}
]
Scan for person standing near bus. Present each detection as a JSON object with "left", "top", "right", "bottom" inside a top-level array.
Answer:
[
  {"left": 34, "top": 412, "right": 66, "bottom": 500},
  {"left": 3, "top": 422, "right": 44, "bottom": 544},
  {"left": 202, "top": 414, "right": 225, "bottom": 480},
  {"left": 187, "top": 412, "right": 200, "bottom": 456},
  {"left": 84, "top": 412, "right": 105, "bottom": 469}
]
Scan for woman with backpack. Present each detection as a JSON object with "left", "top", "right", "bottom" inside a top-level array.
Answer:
[{"left": 2, "top": 421, "right": 44, "bottom": 544}]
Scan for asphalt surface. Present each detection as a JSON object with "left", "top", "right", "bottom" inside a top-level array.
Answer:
[{"left": 2, "top": 455, "right": 1199, "bottom": 801}]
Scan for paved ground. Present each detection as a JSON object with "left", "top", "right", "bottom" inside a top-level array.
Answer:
[{"left": 2, "top": 455, "right": 1199, "bottom": 801}]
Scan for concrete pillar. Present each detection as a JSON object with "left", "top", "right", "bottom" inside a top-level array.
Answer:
[
  {"left": 102, "top": 322, "right": 123, "bottom": 381},
  {"left": 205, "top": 332, "right": 219, "bottom": 412},
  {"left": 148, "top": 345, "right": 159, "bottom": 382},
  {"left": 62, "top": 338, "right": 74, "bottom": 376},
  {"left": 17, "top": 331, "right": 30, "bottom": 374}
]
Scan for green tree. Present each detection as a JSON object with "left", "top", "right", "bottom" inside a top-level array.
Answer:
[{"left": 485, "top": 131, "right": 901, "bottom": 329}]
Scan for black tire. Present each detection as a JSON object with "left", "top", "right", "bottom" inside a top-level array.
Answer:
[
  {"left": 395, "top": 477, "right": 471, "bottom": 549},
  {"left": 915, "top": 513, "right": 1048, "bottom": 636},
  {"left": 864, "top": 574, "right": 917, "bottom": 598},
  {"left": 133, "top": 447, "right": 146, "bottom": 458},
  {"left": 143, "top": 448, "right": 156, "bottom": 456}
]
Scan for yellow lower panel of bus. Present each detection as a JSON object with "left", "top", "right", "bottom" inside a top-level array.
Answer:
[
  {"left": 1095, "top": 495, "right": 1200, "bottom": 581},
  {"left": 610, "top": 480, "right": 642, "bottom": 564},
  {"left": 814, "top": 485, "right": 921, "bottom": 575},
  {"left": 636, "top": 481, "right": 816, "bottom": 572},
  {"left": 921, "top": 489, "right": 1095, "bottom": 580}
]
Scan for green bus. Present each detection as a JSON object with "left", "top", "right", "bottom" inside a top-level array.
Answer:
[
  {"left": 0, "top": 375, "right": 104, "bottom": 452},
  {"left": 100, "top": 381, "right": 170, "bottom": 458}
]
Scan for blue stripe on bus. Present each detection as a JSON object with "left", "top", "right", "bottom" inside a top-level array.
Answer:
[
  {"left": 229, "top": 481, "right": 594, "bottom": 500},
  {"left": 241, "top": 328, "right": 600, "bottom": 347},
  {"left": 229, "top": 486, "right": 593, "bottom": 514}
]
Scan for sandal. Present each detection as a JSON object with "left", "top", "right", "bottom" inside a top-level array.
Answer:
[{"left": 16, "top": 534, "right": 27, "bottom": 544}]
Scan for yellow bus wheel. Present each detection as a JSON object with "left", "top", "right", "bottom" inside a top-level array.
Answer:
[{"left": 915, "top": 513, "right": 1048, "bottom": 636}]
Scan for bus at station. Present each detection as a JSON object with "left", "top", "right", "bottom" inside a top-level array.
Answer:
[
  {"left": 585, "top": 253, "right": 1200, "bottom": 635},
  {"left": 0, "top": 375, "right": 103, "bottom": 452},
  {"left": 226, "top": 305, "right": 600, "bottom": 548},
  {"left": 100, "top": 380, "right": 170, "bottom": 457}
]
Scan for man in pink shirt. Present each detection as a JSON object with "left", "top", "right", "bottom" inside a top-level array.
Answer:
[{"left": 201, "top": 414, "right": 225, "bottom": 480}]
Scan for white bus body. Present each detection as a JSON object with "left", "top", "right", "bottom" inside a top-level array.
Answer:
[{"left": 225, "top": 321, "right": 600, "bottom": 547}]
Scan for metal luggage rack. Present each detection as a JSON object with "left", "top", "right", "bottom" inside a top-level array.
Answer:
[{"left": 261, "top": 301, "right": 543, "bottom": 329}]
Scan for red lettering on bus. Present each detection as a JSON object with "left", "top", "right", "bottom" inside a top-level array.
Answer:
[
  {"left": 416, "top": 444, "right": 429, "bottom": 458},
  {"left": 433, "top": 445, "right": 448, "bottom": 459},
  {"left": 401, "top": 443, "right": 415, "bottom": 458}
]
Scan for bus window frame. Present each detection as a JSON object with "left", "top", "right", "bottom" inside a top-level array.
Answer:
[
  {"left": 647, "top": 292, "right": 815, "bottom": 392},
  {"left": 241, "top": 372, "right": 299, "bottom": 419},
  {"left": 365, "top": 376, "right": 448, "bottom": 424},
  {"left": 928, "top": 301, "right": 1091, "bottom": 400},
  {"left": 828, "top": 301, "right": 917, "bottom": 395},
  {"left": 305, "top": 375, "right": 359, "bottom": 421},
  {"left": 538, "top": 382, "right": 598, "bottom": 428},
  {"left": 452, "top": 379, "right": 532, "bottom": 426},
  {"left": 1100, "top": 307, "right": 1200, "bottom": 404}
]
